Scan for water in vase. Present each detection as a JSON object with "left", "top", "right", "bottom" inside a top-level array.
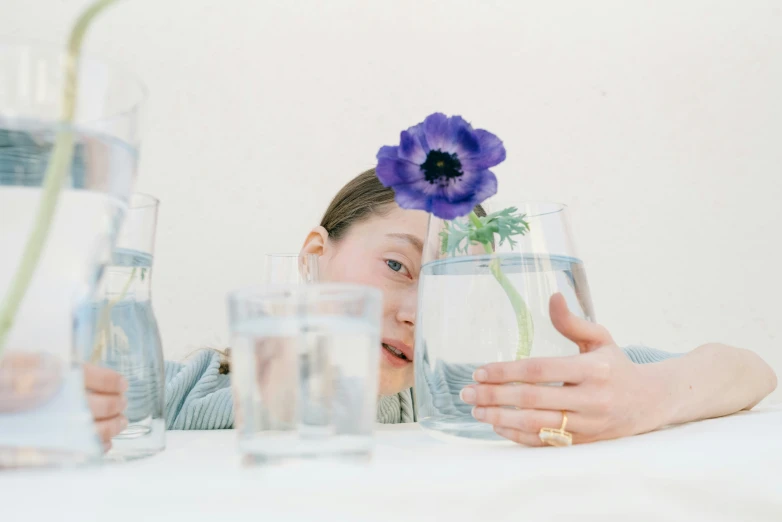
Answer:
[
  {"left": 86, "top": 248, "right": 165, "bottom": 459},
  {"left": 415, "top": 253, "right": 594, "bottom": 442}
]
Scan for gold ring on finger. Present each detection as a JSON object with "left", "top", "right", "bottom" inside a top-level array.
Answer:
[{"left": 539, "top": 410, "right": 573, "bottom": 447}]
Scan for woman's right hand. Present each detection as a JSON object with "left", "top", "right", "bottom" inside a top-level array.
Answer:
[
  {"left": 0, "top": 353, "right": 62, "bottom": 412},
  {"left": 0, "top": 356, "right": 128, "bottom": 451},
  {"left": 83, "top": 364, "right": 128, "bottom": 451}
]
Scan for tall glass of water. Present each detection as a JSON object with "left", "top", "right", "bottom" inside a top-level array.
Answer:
[
  {"left": 0, "top": 41, "right": 144, "bottom": 467},
  {"left": 85, "top": 193, "right": 164, "bottom": 460},
  {"left": 264, "top": 253, "right": 319, "bottom": 284},
  {"left": 228, "top": 284, "right": 381, "bottom": 464},
  {"left": 415, "top": 202, "right": 593, "bottom": 442}
]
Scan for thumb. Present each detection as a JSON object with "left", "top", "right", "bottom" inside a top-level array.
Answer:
[{"left": 549, "top": 293, "right": 614, "bottom": 352}]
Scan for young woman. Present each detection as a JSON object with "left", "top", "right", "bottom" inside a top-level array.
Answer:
[{"left": 87, "top": 169, "right": 777, "bottom": 448}]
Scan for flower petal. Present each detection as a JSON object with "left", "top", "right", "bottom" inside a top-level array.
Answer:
[
  {"left": 435, "top": 168, "right": 496, "bottom": 205},
  {"left": 464, "top": 168, "right": 498, "bottom": 205},
  {"left": 460, "top": 129, "right": 506, "bottom": 171},
  {"left": 376, "top": 157, "right": 423, "bottom": 187},
  {"left": 422, "top": 112, "right": 452, "bottom": 151},
  {"left": 430, "top": 197, "right": 476, "bottom": 220},
  {"left": 376, "top": 145, "right": 399, "bottom": 161},
  {"left": 455, "top": 125, "right": 480, "bottom": 155},
  {"left": 398, "top": 128, "right": 428, "bottom": 164},
  {"left": 392, "top": 183, "right": 434, "bottom": 213}
]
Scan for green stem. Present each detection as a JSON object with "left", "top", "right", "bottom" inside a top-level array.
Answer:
[
  {"left": 90, "top": 267, "right": 136, "bottom": 363},
  {"left": 0, "top": 0, "right": 120, "bottom": 356},
  {"left": 468, "top": 211, "right": 534, "bottom": 359}
]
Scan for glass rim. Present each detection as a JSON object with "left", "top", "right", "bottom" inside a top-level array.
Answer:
[
  {"left": 227, "top": 282, "right": 381, "bottom": 304},
  {"left": 0, "top": 38, "right": 148, "bottom": 124},
  {"left": 130, "top": 192, "right": 160, "bottom": 209},
  {"left": 265, "top": 252, "right": 319, "bottom": 258},
  {"left": 483, "top": 199, "right": 569, "bottom": 219}
]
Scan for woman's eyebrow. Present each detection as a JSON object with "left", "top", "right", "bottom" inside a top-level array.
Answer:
[{"left": 385, "top": 233, "right": 424, "bottom": 253}]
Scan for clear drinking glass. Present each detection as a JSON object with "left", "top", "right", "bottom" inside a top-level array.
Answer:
[
  {"left": 415, "top": 202, "right": 593, "bottom": 442},
  {"left": 0, "top": 41, "right": 144, "bottom": 467},
  {"left": 264, "top": 253, "right": 319, "bottom": 284},
  {"left": 84, "top": 193, "right": 164, "bottom": 460},
  {"left": 228, "top": 284, "right": 382, "bottom": 464}
]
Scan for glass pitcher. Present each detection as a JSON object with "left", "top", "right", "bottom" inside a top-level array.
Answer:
[
  {"left": 0, "top": 41, "right": 144, "bottom": 468},
  {"left": 86, "top": 193, "right": 165, "bottom": 460}
]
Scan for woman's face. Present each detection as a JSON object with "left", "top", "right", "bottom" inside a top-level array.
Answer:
[{"left": 303, "top": 205, "right": 428, "bottom": 395}]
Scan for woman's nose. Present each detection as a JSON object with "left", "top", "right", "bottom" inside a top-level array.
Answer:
[{"left": 395, "top": 288, "right": 417, "bottom": 327}]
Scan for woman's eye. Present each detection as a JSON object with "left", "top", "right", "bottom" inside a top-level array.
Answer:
[{"left": 386, "top": 259, "right": 408, "bottom": 275}]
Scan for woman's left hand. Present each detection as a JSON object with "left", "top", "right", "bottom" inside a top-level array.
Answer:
[{"left": 460, "top": 294, "right": 666, "bottom": 446}]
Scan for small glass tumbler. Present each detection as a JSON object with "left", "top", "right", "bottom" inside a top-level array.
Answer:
[
  {"left": 264, "top": 253, "right": 319, "bottom": 284},
  {"left": 85, "top": 193, "right": 165, "bottom": 460},
  {"left": 228, "top": 284, "right": 382, "bottom": 464}
]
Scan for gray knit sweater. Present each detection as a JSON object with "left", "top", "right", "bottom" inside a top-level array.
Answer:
[{"left": 163, "top": 346, "right": 678, "bottom": 429}]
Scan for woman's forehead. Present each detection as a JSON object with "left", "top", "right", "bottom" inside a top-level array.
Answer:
[{"left": 377, "top": 206, "right": 428, "bottom": 236}]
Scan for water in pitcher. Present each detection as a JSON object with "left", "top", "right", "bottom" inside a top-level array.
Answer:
[
  {"left": 0, "top": 124, "right": 135, "bottom": 465},
  {"left": 415, "top": 253, "right": 594, "bottom": 442}
]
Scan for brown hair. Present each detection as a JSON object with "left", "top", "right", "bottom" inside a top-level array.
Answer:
[
  {"left": 320, "top": 168, "right": 485, "bottom": 241},
  {"left": 216, "top": 169, "right": 485, "bottom": 374}
]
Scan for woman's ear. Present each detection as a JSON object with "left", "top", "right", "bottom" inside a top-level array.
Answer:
[{"left": 301, "top": 226, "right": 329, "bottom": 257}]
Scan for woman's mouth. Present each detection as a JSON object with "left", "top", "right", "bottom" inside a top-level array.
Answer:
[{"left": 381, "top": 341, "right": 412, "bottom": 368}]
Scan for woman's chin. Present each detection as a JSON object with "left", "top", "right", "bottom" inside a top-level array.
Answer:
[{"left": 377, "top": 356, "right": 414, "bottom": 396}]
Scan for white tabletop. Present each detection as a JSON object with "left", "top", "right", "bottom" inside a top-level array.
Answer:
[{"left": 3, "top": 406, "right": 782, "bottom": 522}]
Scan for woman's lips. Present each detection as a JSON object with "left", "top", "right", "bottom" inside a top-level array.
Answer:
[{"left": 380, "top": 339, "right": 413, "bottom": 368}]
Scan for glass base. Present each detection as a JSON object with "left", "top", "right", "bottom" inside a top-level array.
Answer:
[
  {"left": 104, "top": 446, "right": 164, "bottom": 463},
  {"left": 104, "top": 418, "right": 165, "bottom": 462},
  {"left": 0, "top": 447, "right": 94, "bottom": 469},
  {"left": 241, "top": 450, "right": 372, "bottom": 467},
  {"left": 239, "top": 433, "right": 373, "bottom": 466},
  {"left": 420, "top": 415, "right": 510, "bottom": 444}
]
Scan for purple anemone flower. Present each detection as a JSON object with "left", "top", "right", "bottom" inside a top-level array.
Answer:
[{"left": 375, "top": 113, "right": 506, "bottom": 220}]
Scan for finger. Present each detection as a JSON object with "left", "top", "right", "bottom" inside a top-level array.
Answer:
[
  {"left": 96, "top": 415, "right": 128, "bottom": 443},
  {"left": 474, "top": 356, "right": 595, "bottom": 384},
  {"left": 494, "top": 427, "right": 546, "bottom": 447},
  {"left": 88, "top": 392, "right": 127, "bottom": 421},
  {"left": 0, "top": 356, "right": 63, "bottom": 413},
  {"left": 83, "top": 364, "right": 127, "bottom": 394},
  {"left": 549, "top": 293, "right": 614, "bottom": 350},
  {"left": 460, "top": 383, "right": 586, "bottom": 411},
  {"left": 472, "top": 407, "right": 584, "bottom": 434},
  {"left": 0, "top": 353, "right": 55, "bottom": 371}
]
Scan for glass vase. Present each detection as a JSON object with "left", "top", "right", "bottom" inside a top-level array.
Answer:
[
  {"left": 84, "top": 193, "right": 164, "bottom": 461},
  {"left": 0, "top": 41, "right": 145, "bottom": 467},
  {"left": 414, "top": 202, "right": 594, "bottom": 442},
  {"left": 264, "top": 253, "right": 320, "bottom": 284}
]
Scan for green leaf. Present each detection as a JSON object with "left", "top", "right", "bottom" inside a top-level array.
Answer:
[{"left": 439, "top": 206, "right": 530, "bottom": 256}]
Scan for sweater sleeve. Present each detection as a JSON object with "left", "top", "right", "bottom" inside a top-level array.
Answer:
[
  {"left": 622, "top": 345, "right": 684, "bottom": 364},
  {"left": 164, "top": 350, "right": 234, "bottom": 430}
]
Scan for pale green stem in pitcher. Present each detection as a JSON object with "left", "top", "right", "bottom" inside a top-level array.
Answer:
[
  {"left": 0, "top": 0, "right": 122, "bottom": 356},
  {"left": 90, "top": 267, "right": 136, "bottom": 363},
  {"left": 468, "top": 211, "right": 534, "bottom": 359}
]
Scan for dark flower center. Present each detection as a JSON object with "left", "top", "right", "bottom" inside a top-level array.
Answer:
[{"left": 421, "top": 150, "right": 463, "bottom": 186}]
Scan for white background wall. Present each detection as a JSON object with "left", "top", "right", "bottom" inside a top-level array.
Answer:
[{"left": 4, "top": 0, "right": 781, "bottom": 400}]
